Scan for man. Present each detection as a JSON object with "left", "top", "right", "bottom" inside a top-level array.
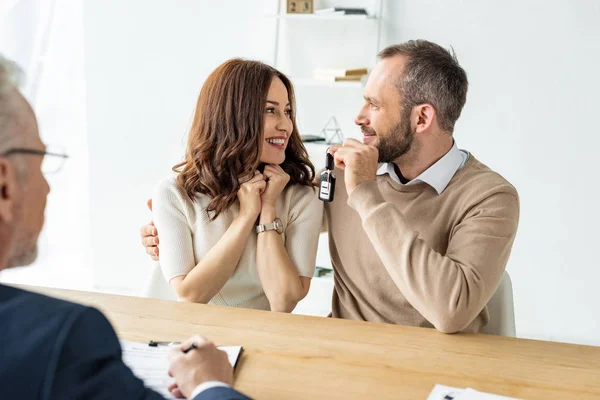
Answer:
[
  {"left": 0, "top": 54, "right": 250, "bottom": 400},
  {"left": 141, "top": 40, "right": 519, "bottom": 334}
]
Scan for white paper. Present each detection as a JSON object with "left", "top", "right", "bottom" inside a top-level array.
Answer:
[
  {"left": 120, "top": 340, "right": 242, "bottom": 399},
  {"left": 462, "top": 388, "right": 519, "bottom": 400},
  {"left": 427, "top": 384, "right": 466, "bottom": 400},
  {"left": 427, "top": 385, "right": 519, "bottom": 400}
]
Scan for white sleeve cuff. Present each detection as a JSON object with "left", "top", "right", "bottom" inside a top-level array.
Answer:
[{"left": 190, "top": 381, "right": 231, "bottom": 399}]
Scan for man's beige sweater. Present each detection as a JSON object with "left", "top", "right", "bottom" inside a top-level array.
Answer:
[{"left": 325, "top": 155, "right": 519, "bottom": 333}]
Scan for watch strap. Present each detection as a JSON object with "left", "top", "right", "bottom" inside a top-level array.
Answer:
[{"left": 256, "top": 221, "right": 277, "bottom": 234}]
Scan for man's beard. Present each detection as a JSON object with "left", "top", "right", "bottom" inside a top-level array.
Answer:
[
  {"left": 10, "top": 243, "right": 38, "bottom": 267},
  {"left": 363, "top": 109, "right": 414, "bottom": 163},
  {"left": 8, "top": 231, "right": 38, "bottom": 267},
  {"left": 6, "top": 200, "right": 40, "bottom": 268}
]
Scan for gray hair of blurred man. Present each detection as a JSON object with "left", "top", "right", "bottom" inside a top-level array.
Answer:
[
  {"left": 0, "top": 54, "right": 23, "bottom": 88},
  {"left": 0, "top": 54, "right": 27, "bottom": 170},
  {"left": 0, "top": 54, "right": 38, "bottom": 270}
]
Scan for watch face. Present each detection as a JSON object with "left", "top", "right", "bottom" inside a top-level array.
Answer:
[{"left": 274, "top": 218, "right": 284, "bottom": 234}]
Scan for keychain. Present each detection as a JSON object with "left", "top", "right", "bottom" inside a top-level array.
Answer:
[{"left": 319, "top": 152, "right": 336, "bottom": 202}]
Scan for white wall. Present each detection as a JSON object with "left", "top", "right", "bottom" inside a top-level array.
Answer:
[
  {"left": 0, "top": 0, "right": 40, "bottom": 80},
  {"left": 381, "top": 0, "right": 600, "bottom": 345}
]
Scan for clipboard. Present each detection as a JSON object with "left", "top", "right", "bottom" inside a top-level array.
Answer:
[{"left": 120, "top": 340, "right": 243, "bottom": 398}]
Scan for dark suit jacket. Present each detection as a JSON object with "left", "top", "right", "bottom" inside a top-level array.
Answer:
[{"left": 0, "top": 284, "right": 250, "bottom": 400}]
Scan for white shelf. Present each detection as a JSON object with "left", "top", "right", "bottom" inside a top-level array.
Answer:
[
  {"left": 304, "top": 141, "right": 334, "bottom": 148},
  {"left": 291, "top": 77, "right": 365, "bottom": 88},
  {"left": 265, "top": 14, "right": 377, "bottom": 21}
]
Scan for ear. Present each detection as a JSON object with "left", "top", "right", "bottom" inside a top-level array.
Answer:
[
  {"left": 414, "top": 104, "right": 436, "bottom": 134},
  {"left": 0, "top": 158, "right": 17, "bottom": 224}
]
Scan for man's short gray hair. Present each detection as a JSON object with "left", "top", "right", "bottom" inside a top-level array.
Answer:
[
  {"left": 0, "top": 54, "right": 24, "bottom": 94},
  {"left": 378, "top": 40, "right": 468, "bottom": 134},
  {"left": 0, "top": 54, "right": 26, "bottom": 154}
]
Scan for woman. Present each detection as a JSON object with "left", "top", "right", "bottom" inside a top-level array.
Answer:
[{"left": 151, "top": 59, "right": 323, "bottom": 312}]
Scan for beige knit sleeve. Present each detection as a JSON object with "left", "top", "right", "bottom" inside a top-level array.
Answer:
[
  {"left": 152, "top": 178, "right": 196, "bottom": 283},
  {"left": 348, "top": 180, "right": 519, "bottom": 333},
  {"left": 285, "top": 186, "right": 324, "bottom": 278}
]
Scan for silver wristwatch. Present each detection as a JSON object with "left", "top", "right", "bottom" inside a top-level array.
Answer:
[{"left": 256, "top": 217, "right": 284, "bottom": 234}]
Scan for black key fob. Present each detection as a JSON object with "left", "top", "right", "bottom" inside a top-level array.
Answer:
[{"left": 319, "top": 152, "right": 336, "bottom": 202}]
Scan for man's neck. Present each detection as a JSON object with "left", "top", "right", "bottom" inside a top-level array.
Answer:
[
  {"left": 394, "top": 135, "right": 454, "bottom": 181},
  {"left": 0, "top": 258, "right": 8, "bottom": 273}
]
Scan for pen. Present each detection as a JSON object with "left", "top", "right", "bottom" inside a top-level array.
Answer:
[
  {"left": 148, "top": 340, "right": 198, "bottom": 353},
  {"left": 183, "top": 342, "right": 198, "bottom": 353},
  {"left": 148, "top": 340, "right": 175, "bottom": 347}
]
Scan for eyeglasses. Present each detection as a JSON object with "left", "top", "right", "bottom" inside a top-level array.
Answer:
[{"left": 1, "top": 146, "right": 69, "bottom": 174}]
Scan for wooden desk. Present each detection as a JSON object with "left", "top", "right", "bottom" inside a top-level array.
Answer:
[{"left": 24, "top": 286, "right": 600, "bottom": 399}]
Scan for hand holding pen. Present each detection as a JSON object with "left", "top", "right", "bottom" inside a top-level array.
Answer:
[{"left": 167, "top": 336, "right": 234, "bottom": 398}]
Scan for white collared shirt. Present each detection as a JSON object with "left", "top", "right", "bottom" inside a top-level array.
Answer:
[
  {"left": 376, "top": 142, "right": 469, "bottom": 194},
  {"left": 190, "top": 381, "right": 231, "bottom": 399}
]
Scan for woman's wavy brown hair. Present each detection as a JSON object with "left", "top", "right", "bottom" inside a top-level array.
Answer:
[{"left": 174, "top": 59, "right": 315, "bottom": 220}]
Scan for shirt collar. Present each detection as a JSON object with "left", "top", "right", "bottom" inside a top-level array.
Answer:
[{"left": 376, "top": 142, "right": 469, "bottom": 194}]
